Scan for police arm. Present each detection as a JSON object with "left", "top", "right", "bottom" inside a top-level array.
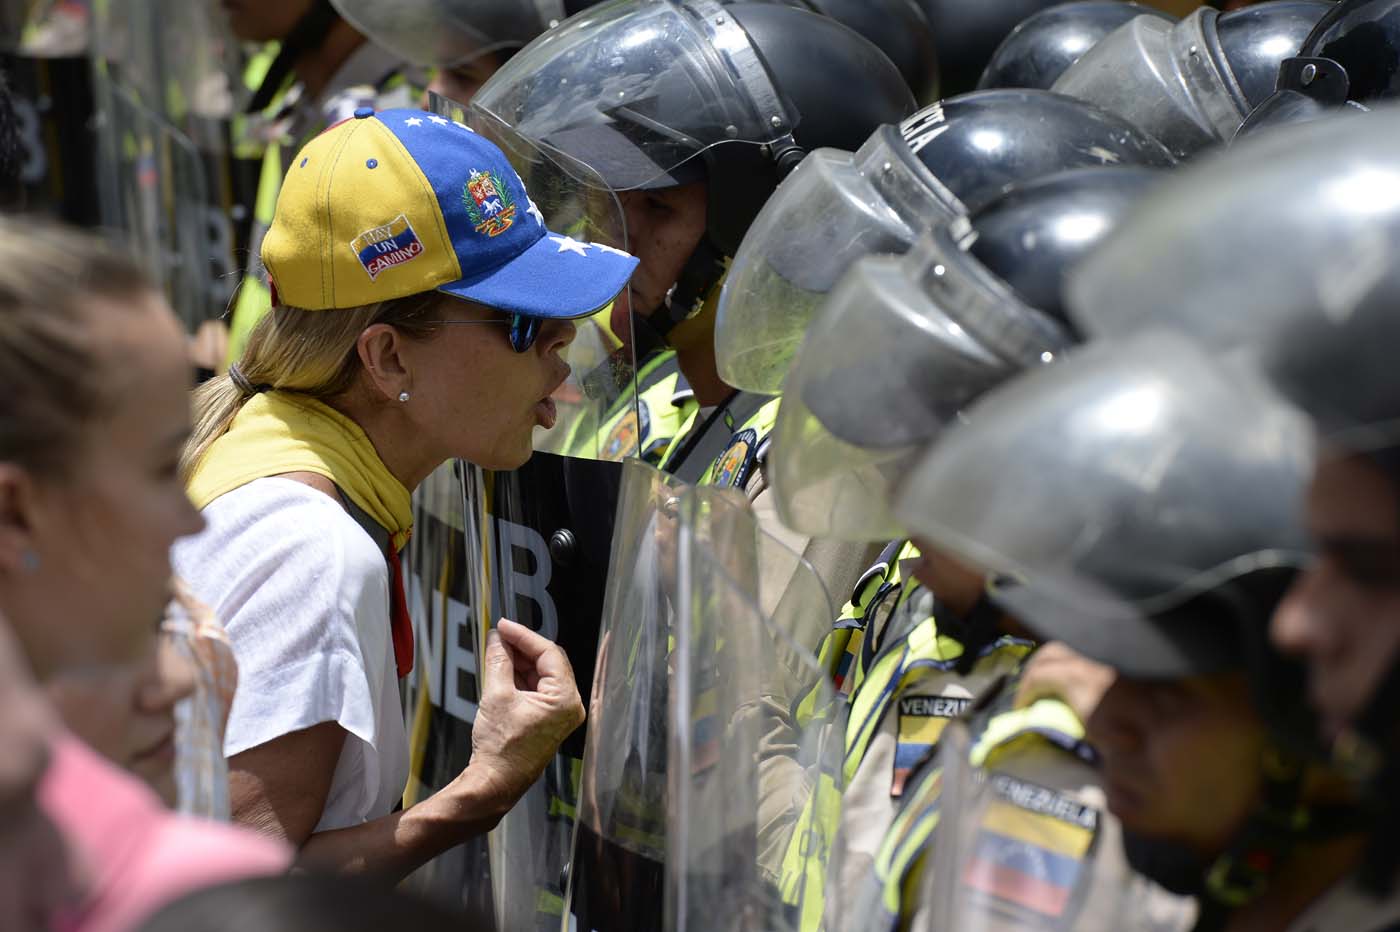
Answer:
[{"left": 228, "top": 620, "right": 585, "bottom": 881}]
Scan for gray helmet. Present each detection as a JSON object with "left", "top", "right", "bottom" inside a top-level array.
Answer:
[
  {"left": 1067, "top": 105, "right": 1400, "bottom": 440},
  {"left": 1051, "top": 1, "right": 1334, "bottom": 158},
  {"left": 766, "top": 165, "right": 1161, "bottom": 542}
]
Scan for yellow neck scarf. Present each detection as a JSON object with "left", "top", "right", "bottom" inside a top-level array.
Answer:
[{"left": 188, "top": 392, "right": 413, "bottom": 551}]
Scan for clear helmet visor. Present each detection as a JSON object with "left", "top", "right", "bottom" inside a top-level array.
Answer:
[
  {"left": 330, "top": 0, "right": 566, "bottom": 69},
  {"left": 715, "top": 126, "right": 961, "bottom": 394},
  {"left": 1069, "top": 109, "right": 1400, "bottom": 452},
  {"left": 472, "top": 0, "right": 797, "bottom": 191},
  {"left": 893, "top": 332, "right": 1315, "bottom": 634},
  {"left": 771, "top": 226, "right": 1072, "bottom": 542},
  {"left": 1050, "top": 9, "right": 1249, "bottom": 160}
]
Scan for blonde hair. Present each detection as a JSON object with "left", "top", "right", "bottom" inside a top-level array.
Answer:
[
  {"left": 181, "top": 293, "right": 444, "bottom": 481},
  {"left": 0, "top": 220, "right": 152, "bottom": 475}
]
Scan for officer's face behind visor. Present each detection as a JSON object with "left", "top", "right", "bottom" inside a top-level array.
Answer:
[
  {"left": 1086, "top": 668, "right": 1267, "bottom": 860},
  {"left": 608, "top": 183, "right": 709, "bottom": 344},
  {"left": 1272, "top": 451, "right": 1400, "bottom": 744}
]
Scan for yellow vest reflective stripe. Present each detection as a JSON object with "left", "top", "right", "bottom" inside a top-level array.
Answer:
[
  {"left": 778, "top": 766, "right": 842, "bottom": 930},
  {"left": 875, "top": 762, "right": 945, "bottom": 921},
  {"left": 227, "top": 142, "right": 282, "bottom": 362}
]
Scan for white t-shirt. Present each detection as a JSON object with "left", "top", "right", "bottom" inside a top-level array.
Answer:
[{"left": 173, "top": 477, "right": 409, "bottom": 833}]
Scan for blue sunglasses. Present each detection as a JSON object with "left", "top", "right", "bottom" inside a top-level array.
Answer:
[{"left": 439, "top": 312, "right": 542, "bottom": 353}]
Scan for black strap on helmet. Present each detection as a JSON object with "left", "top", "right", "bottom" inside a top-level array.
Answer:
[
  {"left": 1334, "top": 658, "right": 1400, "bottom": 895},
  {"left": 245, "top": 0, "right": 342, "bottom": 114},
  {"left": 931, "top": 584, "right": 1009, "bottom": 677}
]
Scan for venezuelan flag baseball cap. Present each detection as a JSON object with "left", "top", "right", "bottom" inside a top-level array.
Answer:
[{"left": 260, "top": 106, "right": 639, "bottom": 318}]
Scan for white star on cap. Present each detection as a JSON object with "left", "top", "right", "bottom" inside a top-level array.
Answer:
[
  {"left": 593, "top": 242, "right": 632, "bottom": 258},
  {"left": 550, "top": 235, "right": 591, "bottom": 257},
  {"left": 527, "top": 200, "right": 545, "bottom": 226},
  {"left": 428, "top": 115, "right": 450, "bottom": 126},
  {"left": 453, "top": 120, "right": 475, "bottom": 133},
  {"left": 404, "top": 116, "right": 423, "bottom": 127}
]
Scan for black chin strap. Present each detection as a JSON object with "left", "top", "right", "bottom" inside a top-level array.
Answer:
[
  {"left": 245, "top": 0, "right": 342, "bottom": 114},
  {"left": 933, "top": 590, "right": 1005, "bottom": 676},
  {"left": 638, "top": 236, "right": 729, "bottom": 346},
  {"left": 1123, "top": 744, "right": 1366, "bottom": 932},
  {"left": 1199, "top": 750, "right": 1366, "bottom": 931},
  {"left": 1336, "top": 659, "right": 1400, "bottom": 895}
]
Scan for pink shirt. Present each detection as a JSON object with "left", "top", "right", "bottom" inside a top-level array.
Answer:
[{"left": 40, "top": 734, "right": 291, "bottom": 932}]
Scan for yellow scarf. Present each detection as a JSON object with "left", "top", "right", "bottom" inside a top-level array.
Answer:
[{"left": 188, "top": 392, "right": 413, "bottom": 551}]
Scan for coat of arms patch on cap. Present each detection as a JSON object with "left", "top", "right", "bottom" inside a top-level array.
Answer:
[
  {"left": 462, "top": 169, "right": 517, "bottom": 237},
  {"left": 351, "top": 214, "right": 425, "bottom": 281}
]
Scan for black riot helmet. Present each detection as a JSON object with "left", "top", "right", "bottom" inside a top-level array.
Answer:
[
  {"left": 978, "top": 1, "right": 1176, "bottom": 91},
  {"left": 1051, "top": 1, "right": 1333, "bottom": 158},
  {"left": 471, "top": 0, "right": 916, "bottom": 340},
  {"left": 901, "top": 89, "right": 1175, "bottom": 215},
  {"left": 714, "top": 89, "right": 1174, "bottom": 397},
  {"left": 913, "top": 0, "right": 1070, "bottom": 95},
  {"left": 967, "top": 166, "right": 1165, "bottom": 328},
  {"left": 804, "top": 0, "right": 941, "bottom": 103},
  {"left": 1284, "top": 0, "right": 1400, "bottom": 102},
  {"left": 762, "top": 165, "right": 1162, "bottom": 544}
]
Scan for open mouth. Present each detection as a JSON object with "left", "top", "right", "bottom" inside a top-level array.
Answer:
[{"left": 535, "top": 397, "right": 559, "bottom": 429}]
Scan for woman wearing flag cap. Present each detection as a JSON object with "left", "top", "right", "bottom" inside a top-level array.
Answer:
[{"left": 174, "top": 106, "right": 639, "bottom": 876}]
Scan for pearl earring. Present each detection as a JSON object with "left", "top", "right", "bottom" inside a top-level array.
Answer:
[{"left": 398, "top": 391, "right": 411, "bottom": 403}]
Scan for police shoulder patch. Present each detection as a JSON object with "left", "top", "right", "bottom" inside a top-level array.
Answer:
[
  {"left": 712, "top": 427, "right": 759, "bottom": 489},
  {"left": 602, "top": 402, "right": 650, "bottom": 462},
  {"left": 892, "top": 693, "right": 972, "bottom": 797},
  {"left": 961, "top": 773, "right": 1100, "bottom": 922}
]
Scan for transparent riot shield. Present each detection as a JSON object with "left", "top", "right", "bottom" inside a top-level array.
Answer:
[
  {"left": 921, "top": 720, "right": 1195, "bottom": 932},
  {"left": 400, "top": 459, "right": 495, "bottom": 919},
  {"left": 90, "top": 0, "right": 243, "bottom": 331},
  {"left": 403, "top": 92, "right": 640, "bottom": 932},
  {"left": 1, "top": 0, "right": 100, "bottom": 221},
  {"left": 566, "top": 459, "right": 846, "bottom": 932}
]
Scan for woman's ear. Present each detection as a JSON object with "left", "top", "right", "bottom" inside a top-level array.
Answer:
[
  {"left": 356, "top": 323, "right": 412, "bottom": 403},
  {"left": 0, "top": 465, "right": 39, "bottom": 575}
]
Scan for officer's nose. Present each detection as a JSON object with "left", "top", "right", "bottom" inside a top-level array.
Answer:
[{"left": 1271, "top": 565, "right": 1321, "bottom": 660}]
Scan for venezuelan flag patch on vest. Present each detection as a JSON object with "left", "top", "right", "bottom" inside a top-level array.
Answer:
[
  {"left": 892, "top": 694, "right": 970, "bottom": 797},
  {"left": 961, "top": 773, "right": 1099, "bottom": 921}
]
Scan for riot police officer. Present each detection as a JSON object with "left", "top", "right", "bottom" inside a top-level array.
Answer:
[
  {"left": 765, "top": 165, "right": 1163, "bottom": 930},
  {"left": 894, "top": 332, "right": 1380, "bottom": 930},
  {"left": 1067, "top": 103, "right": 1400, "bottom": 909}
]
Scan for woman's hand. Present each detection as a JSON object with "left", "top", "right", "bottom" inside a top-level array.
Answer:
[{"left": 459, "top": 619, "right": 586, "bottom": 821}]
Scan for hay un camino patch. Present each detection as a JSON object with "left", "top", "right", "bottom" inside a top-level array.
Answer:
[{"left": 351, "top": 214, "right": 425, "bottom": 281}]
